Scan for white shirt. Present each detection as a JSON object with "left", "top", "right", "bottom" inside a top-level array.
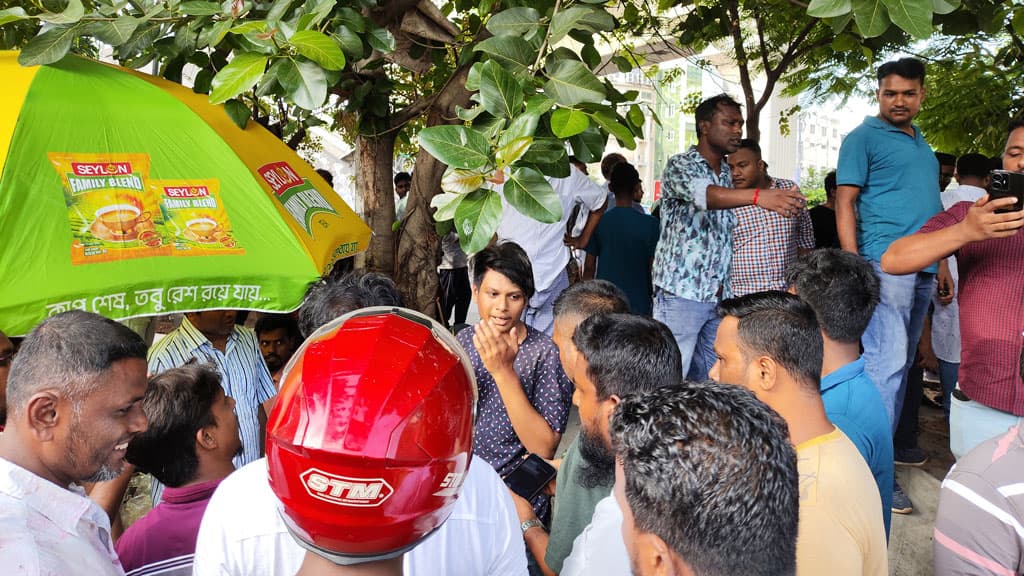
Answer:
[
  {"left": 932, "top": 184, "right": 986, "bottom": 363},
  {"left": 192, "top": 455, "right": 527, "bottom": 576},
  {"left": 497, "top": 167, "right": 607, "bottom": 292},
  {"left": 0, "top": 456, "right": 124, "bottom": 576},
  {"left": 560, "top": 494, "right": 631, "bottom": 576}
]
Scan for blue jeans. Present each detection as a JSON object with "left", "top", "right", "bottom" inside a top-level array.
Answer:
[
  {"left": 524, "top": 269, "right": 569, "bottom": 337},
  {"left": 937, "top": 358, "right": 958, "bottom": 420},
  {"left": 950, "top": 390, "right": 1021, "bottom": 460},
  {"left": 862, "top": 261, "right": 934, "bottom": 431},
  {"left": 653, "top": 290, "right": 719, "bottom": 381}
]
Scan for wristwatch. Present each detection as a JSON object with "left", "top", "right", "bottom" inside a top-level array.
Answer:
[{"left": 521, "top": 518, "right": 544, "bottom": 535}]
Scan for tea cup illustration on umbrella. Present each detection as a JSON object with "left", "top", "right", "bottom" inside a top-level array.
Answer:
[
  {"left": 183, "top": 215, "right": 235, "bottom": 247},
  {"left": 91, "top": 203, "right": 152, "bottom": 242}
]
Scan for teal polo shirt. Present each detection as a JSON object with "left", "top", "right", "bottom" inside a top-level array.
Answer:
[{"left": 837, "top": 116, "right": 942, "bottom": 271}]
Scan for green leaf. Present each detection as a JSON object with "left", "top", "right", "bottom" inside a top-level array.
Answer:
[
  {"left": 499, "top": 112, "right": 540, "bottom": 147},
  {"left": 611, "top": 55, "right": 632, "bottom": 73},
  {"left": 807, "top": 0, "right": 852, "bottom": 18},
  {"left": 87, "top": 16, "right": 140, "bottom": 46},
  {"left": 0, "top": 7, "right": 28, "bottom": 27},
  {"left": 200, "top": 19, "right": 232, "bottom": 48},
  {"left": 39, "top": 0, "right": 84, "bottom": 24},
  {"left": 522, "top": 138, "right": 567, "bottom": 165},
  {"left": 266, "top": 0, "right": 295, "bottom": 22},
  {"left": 504, "top": 167, "right": 561, "bottom": 223},
  {"left": 432, "top": 192, "right": 465, "bottom": 220},
  {"left": 486, "top": 7, "right": 541, "bottom": 37},
  {"left": 590, "top": 109, "right": 635, "bottom": 148},
  {"left": 277, "top": 58, "right": 328, "bottom": 110},
  {"left": 525, "top": 94, "right": 556, "bottom": 116},
  {"left": 1014, "top": 9, "right": 1024, "bottom": 36},
  {"left": 230, "top": 20, "right": 267, "bottom": 34},
  {"left": 18, "top": 25, "right": 79, "bottom": 66},
  {"left": 209, "top": 52, "right": 268, "bottom": 104},
  {"left": 830, "top": 12, "right": 855, "bottom": 33},
  {"left": 224, "top": 99, "right": 251, "bottom": 129},
  {"left": 549, "top": 6, "right": 614, "bottom": 44},
  {"left": 179, "top": 1, "right": 222, "bottom": 15},
  {"left": 302, "top": 0, "right": 336, "bottom": 27},
  {"left": 882, "top": 0, "right": 933, "bottom": 38},
  {"left": 290, "top": 30, "right": 346, "bottom": 70},
  {"left": 477, "top": 60, "right": 523, "bottom": 118},
  {"left": 496, "top": 137, "right": 532, "bottom": 167},
  {"left": 851, "top": 0, "right": 891, "bottom": 37},
  {"left": 334, "top": 25, "right": 364, "bottom": 59},
  {"left": 473, "top": 36, "right": 536, "bottom": 75},
  {"left": 932, "top": 0, "right": 959, "bottom": 14},
  {"left": 440, "top": 170, "right": 485, "bottom": 195},
  {"left": 367, "top": 26, "right": 395, "bottom": 52},
  {"left": 193, "top": 68, "right": 214, "bottom": 93},
  {"left": 627, "top": 104, "right": 645, "bottom": 130},
  {"left": 544, "top": 60, "right": 605, "bottom": 107},
  {"left": 419, "top": 125, "right": 492, "bottom": 170},
  {"left": 456, "top": 105, "right": 485, "bottom": 121},
  {"left": 455, "top": 190, "right": 504, "bottom": 253},
  {"left": 568, "top": 125, "right": 606, "bottom": 163},
  {"left": 336, "top": 7, "right": 365, "bottom": 32},
  {"left": 581, "top": 44, "right": 601, "bottom": 69},
  {"left": 551, "top": 108, "right": 590, "bottom": 138}
]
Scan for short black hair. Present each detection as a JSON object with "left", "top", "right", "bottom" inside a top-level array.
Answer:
[
  {"left": 824, "top": 170, "right": 837, "bottom": 195},
  {"left": 877, "top": 57, "right": 925, "bottom": 85},
  {"left": 956, "top": 153, "right": 993, "bottom": 180},
  {"left": 315, "top": 168, "right": 334, "bottom": 187},
  {"left": 717, "top": 291, "right": 823, "bottom": 392},
  {"left": 1009, "top": 117, "right": 1024, "bottom": 134},
  {"left": 470, "top": 242, "right": 536, "bottom": 301},
  {"left": 299, "top": 271, "right": 404, "bottom": 337},
  {"left": 601, "top": 153, "right": 627, "bottom": 180},
  {"left": 935, "top": 152, "right": 957, "bottom": 168},
  {"left": 612, "top": 380, "right": 799, "bottom": 576},
  {"left": 609, "top": 162, "right": 640, "bottom": 199},
  {"left": 736, "top": 138, "right": 761, "bottom": 156},
  {"left": 695, "top": 94, "right": 742, "bottom": 140},
  {"left": 785, "top": 249, "right": 879, "bottom": 344},
  {"left": 572, "top": 313, "right": 682, "bottom": 399},
  {"left": 394, "top": 172, "right": 412, "bottom": 185},
  {"left": 255, "top": 314, "right": 302, "bottom": 343},
  {"left": 7, "top": 311, "right": 148, "bottom": 417},
  {"left": 126, "top": 364, "right": 223, "bottom": 487},
  {"left": 553, "top": 280, "right": 629, "bottom": 319}
]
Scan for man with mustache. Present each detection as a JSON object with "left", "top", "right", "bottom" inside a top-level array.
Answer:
[
  {"left": 836, "top": 57, "right": 943, "bottom": 515},
  {"left": 0, "top": 311, "right": 149, "bottom": 575},
  {"left": 255, "top": 314, "right": 301, "bottom": 386}
]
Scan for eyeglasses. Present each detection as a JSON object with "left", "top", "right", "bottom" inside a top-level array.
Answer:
[{"left": 0, "top": 351, "right": 14, "bottom": 368}]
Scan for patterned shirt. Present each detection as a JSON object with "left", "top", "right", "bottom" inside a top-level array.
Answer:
[
  {"left": 934, "top": 424, "right": 1024, "bottom": 575},
  {"left": 149, "top": 318, "right": 277, "bottom": 468},
  {"left": 456, "top": 324, "right": 572, "bottom": 521},
  {"left": 652, "top": 146, "right": 735, "bottom": 302},
  {"left": 728, "top": 176, "right": 814, "bottom": 296},
  {"left": 0, "top": 457, "right": 124, "bottom": 576},
  {"left": 919, "top": 202, "right": 1024, "bottom": 415}
]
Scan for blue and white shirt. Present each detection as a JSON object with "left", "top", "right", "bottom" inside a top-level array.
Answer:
[
  {"left": 148, "top": 317, "right": 276, "bottom": 471},
  {"left": 652, "top": 146, "right": 735, "bottom": 302}
]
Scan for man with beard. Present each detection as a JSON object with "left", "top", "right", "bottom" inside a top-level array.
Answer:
[
  {"left": 116, "top": 364, "right": 242, "bottom": 576},
  {"left": 0, "top": 328, "right": 13, "bottom": 432},
  {"left": 514, "top": 313, "right": 682, "bottom": 576},
  {"left": 0, "top": 311, "right": 149, "bottom": 575},
  {"left": 653, "top": 94, "right": 804, "bottom": 381},
  {"left": 255, "top": 314, "right": 301, "bottom": 386}
]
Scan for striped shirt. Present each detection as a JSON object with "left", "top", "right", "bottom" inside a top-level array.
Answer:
[
  {"left": 148, "top": 317, "right": 276, "bottom": 471},
  {"left": 934, "top": 424, "right": 1024, "bottom": 575}
]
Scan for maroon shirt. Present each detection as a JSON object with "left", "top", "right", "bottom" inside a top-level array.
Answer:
[{"left": 920, "top": 201, "right": 1024, "bottom": 415}]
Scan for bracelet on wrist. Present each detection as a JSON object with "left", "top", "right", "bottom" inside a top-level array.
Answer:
[
  {"left": 753, "top": 188, "right": 760, "bottom": 205},
  {"left": 521, "top": 518, "right": 544, "bottom": 535}
]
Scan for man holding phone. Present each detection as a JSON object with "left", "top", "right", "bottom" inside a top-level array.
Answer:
[{"left": 882, "top": 119, "right": 1024, "bottom": 459}]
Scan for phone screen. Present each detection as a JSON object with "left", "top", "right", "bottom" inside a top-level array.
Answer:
[{"left": 503, "top": 454, "right": 557, "bottom": 501}]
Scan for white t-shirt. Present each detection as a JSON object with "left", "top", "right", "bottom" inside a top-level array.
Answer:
[
  {"left": 497, "top": 167, "right": 607, "bottom": 292},
  {"left": 559, "top": 494, "right": 631, "bottom": 576},
  {"left": 192, "top": 455, "right": 527, "bottom": 576}
]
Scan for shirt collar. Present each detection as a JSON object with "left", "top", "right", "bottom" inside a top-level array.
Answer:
[
  {"left": 178, "top": 316, "right": 239, "bottom": 354},
  {"left": 160, "top": 477, "right": 225, "bottom": 505},
  {"left": 864, "top": 115, "right": 921, "bottom": 139},
  {"left": 684, "top": 145, "right": 730, "bottom": 179},
  {"left": 821, "top": 357, "right": 866, "bottom": 393},
  {"left": 0, "top": 456, "right": 109, "bottom": 536}
]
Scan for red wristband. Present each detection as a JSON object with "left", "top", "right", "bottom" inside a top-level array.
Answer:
[{"left": 753, "top": 188, "right": 760, "bottom": 205}]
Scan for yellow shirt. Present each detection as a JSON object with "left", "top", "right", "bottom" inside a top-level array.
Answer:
[{"left": 795, "top": 427, "right": 888, "bottom": 576}]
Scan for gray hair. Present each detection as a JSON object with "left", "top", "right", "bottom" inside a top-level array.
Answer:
[{"left": 6, "top": 311, "right": 148, "bottom": 416}]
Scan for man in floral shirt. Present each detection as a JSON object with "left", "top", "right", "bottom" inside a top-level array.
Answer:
[{"left": 652, "top": 94, "right": 804, "bottom": 379}]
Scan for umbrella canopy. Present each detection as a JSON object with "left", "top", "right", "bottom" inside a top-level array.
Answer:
[{"left": 0, "top": 52, "right": 370, "bottom": 336}]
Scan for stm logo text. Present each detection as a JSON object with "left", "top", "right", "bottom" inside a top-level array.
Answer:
[{"left": 300, "top": 468, "right": 393, "bottom": 507}]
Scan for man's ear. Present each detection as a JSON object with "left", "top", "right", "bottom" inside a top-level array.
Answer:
[
  {"left": 633, "top": 531, "right": 677, "bottom": 576},
  {"left": 26, "top": 392, "right": 61, "bottom": 441},
  {"left": 196, "top": 425, "right": 218, "bottom": 451},
  {"left": 755, "top": 355, "right": 779, "bottom": 392},
  {"left": 601, "top": 394, "right": 621, "bottom": 421}
]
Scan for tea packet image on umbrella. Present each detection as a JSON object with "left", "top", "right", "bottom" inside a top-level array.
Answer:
[
  {"left": 49, "top": 152, "right": 172, "bottom": 264},
  {"left": 152, "top": 178, "right": 244, "bottom": 256}
]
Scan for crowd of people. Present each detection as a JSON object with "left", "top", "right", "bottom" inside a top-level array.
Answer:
[{"left": 1, "top": 55, "right": 1023, "bottom": 576}]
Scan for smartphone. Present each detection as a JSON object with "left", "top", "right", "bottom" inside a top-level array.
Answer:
[
  {"left": 502, "top": 453, "right": 557, "bottom": 501},
  {"left": 988, "top": 170, "right": 1024, "bottom": 213}
]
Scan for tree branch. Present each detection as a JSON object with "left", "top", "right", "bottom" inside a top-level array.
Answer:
[
  {"left": 756, "top": 12, "right": 770, "bottom": 73},
  {"left": 727, "top": 0, "right": 756, "bottom": 115}
]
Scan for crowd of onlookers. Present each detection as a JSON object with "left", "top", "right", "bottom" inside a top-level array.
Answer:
[{"left": 1, "top": 55, "right": 1024, "bottom": 576}]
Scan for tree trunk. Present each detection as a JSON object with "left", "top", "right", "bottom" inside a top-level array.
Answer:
[
  {"left": 745, "top": 109, "right": 761, "bottom": 143},
  {"left": 354, "top": 132, "right": 398, "bottom": 274},
  {"left": 393, "top": 67, "right": 473, "bottom": 316}
]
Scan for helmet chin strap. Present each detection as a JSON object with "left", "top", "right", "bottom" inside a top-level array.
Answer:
[{"left": 279, "top": 507, "right": 445, "bottom": 566}]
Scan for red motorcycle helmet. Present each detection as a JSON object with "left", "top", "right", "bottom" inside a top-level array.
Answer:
[{"left": 266, "top": 307, "right": 477, "bottom": 565}]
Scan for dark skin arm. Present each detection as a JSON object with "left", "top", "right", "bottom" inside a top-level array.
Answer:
[
  {"left": 707, "top": 185, "right": 805, "bottom": 215},
  {"left": 835, "top": 185, "right": 860, "bottom": 254}
]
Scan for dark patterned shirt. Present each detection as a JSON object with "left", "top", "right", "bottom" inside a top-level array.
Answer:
[{"left": 652, "top": 146, "right": 735, "bottom": 302}]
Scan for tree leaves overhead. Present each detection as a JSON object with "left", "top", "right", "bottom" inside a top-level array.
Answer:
[
  {"left": 477, "top": 60, "right": 523, "bottom": 118},
  {"left": 209, "top": 52, "right": 269, "bottom": 104},
  {"left": 504, "top": 167, "right": 562, "bottom": 224},
  {"left": 418, "top": 125, "right": 491, "bottom": 170},
  {"left": 454, "top": 189, "right": 503, "bottom": 254},
  {"left": 289, "top": 30, "right": 345, "bottom": 71},
  {"left": 882, "top": 0, "right": 933, "bottom": 39},
  {"left": 543, "top": 59, "right": 605, "bottom": 106},
  {"left": 485, "top": 7, "right": 541, "bottom": 37}
]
